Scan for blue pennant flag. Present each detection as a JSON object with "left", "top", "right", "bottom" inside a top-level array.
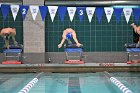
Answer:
[
  {"left": 58, "top": 6, "right": 67, "bottom": 22},
  {"left": 20, "top": 5, "right": 29, "bottom": 20},
  {"left": 1, "top": 4, "right": 10, "bottom": 20},
  {"left": 39, "top": 6, "right": 48, "bottom": 21},
  {"left": 95, "top": 7, "right": 104, "bottom": 23},
  {"left": 77, "top": 7, "right": 86, "bottom": 22},
  {"left": 133, "top": 8, "right": 140, "bottom": 23},
  {"left": 114, "top": 8, "right": 123, "bottom": 23}
]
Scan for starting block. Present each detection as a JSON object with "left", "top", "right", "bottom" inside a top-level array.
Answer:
[
  {"left": 2, "top": 44, "right": 23, "bottom": 64},
  {"left": 64, "top": 44, "right": 84, "bottom": 64},
  {"left": 127, "top": 60, "right": 140, "bottom": 64},
  {"left": 125, "top": 43, "right": 140, "bottom": 64},
  {"left": 2, "top": 61, "right": 22, "bottom": 64}
]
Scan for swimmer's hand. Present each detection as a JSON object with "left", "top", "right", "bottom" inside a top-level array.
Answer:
[
  {"left": 58, "top": 44, "right": 62, "bottom": 48},
  {"left": 130, "top": 23, "right": 135, "bottom": 27},
  {"left": 7, "top": 45, "right": 10, "bottom": 49}
]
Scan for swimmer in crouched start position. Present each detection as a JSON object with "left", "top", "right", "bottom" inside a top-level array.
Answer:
[
  {"left": 58, "top": 28, "right": 82, "bottom": 48},
  {"left": 130, "top": 23, "right": 140, "bottom": 47},
  {"left": 0, "top": 27, "right": 18, "bottom": 49}
]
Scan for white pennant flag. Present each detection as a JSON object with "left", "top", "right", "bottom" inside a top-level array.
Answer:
[
  {"left": 67, "top": 7, "right": 76, "bottom": 22},
  {"left": 48, "top": 6, "right": 58, "bottom": 22},
  {"left": 30, "top": 5, "right": 39, "bottom": 20},
  {"left": 104, "top": 7, "right": 114, "bottom": 23},
  {"left": 10, "top": 5, "right": 19, "bottom": 21},
  {"left": 86, "top": 7, "right": 95, "bottom": 23},
  {"left": 123, "top": 8, "right": 132, "bottom": 23}
]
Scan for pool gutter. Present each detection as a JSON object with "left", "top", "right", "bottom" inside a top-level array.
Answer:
[{"left": 0, "top": 63, "right": 139, "bottom": 72}]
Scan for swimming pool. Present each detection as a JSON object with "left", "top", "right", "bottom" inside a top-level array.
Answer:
[{"left": 0, "top": 72, "right": 139, "bottom": 93}]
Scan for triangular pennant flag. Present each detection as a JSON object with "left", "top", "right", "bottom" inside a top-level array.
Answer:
[
  {"left": 1, "top": 4, "right": 10, "bottom": 20},
  {"left": 86, "top": 7, "right": 95, "bottom": 23},
  {"left": 67, "top": 7, "right": 76, "bottom": 22},
  {"left": 133, "top": 8, "right": 140, "bottom": 23},
  {"left": 95, "top": 7, "right": 104, "bottom": 23},
  {"left": 20, "top": 5, "right": 29, "bottom": 20},
  {"left": 30, "top": 5, "right": 39, "bottom": 20},
  {"left": 114, "top": 8, "right": 123, "bottom": 23},
  {"left": 77, "top": 7, "right": 86, "bottom": 22},
  {"left": 58, "top": 6, "right": 67, "bottom": 22},
  {"left": 10, "top": 5, "right": 19, "bottom": 21},
  {"left": 39, "top": 6, "right": 48, "bottom": 21},
  {"left": 104, "top": 7, "right": 114, "bottom": 23},
  {"left": 48, "top": 6, "right": 58, "bottom": 22},
  {"left": 123, "top": 8, "right": 132, "bottom": 23}
]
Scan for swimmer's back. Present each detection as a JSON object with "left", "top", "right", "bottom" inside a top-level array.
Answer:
[{"left": 0, "top": 28, "right": 16, "bottom": 35}]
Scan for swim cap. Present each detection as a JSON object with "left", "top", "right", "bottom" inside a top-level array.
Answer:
[{"left": 66, "top": 33, "right": 72, "bottom": 39}]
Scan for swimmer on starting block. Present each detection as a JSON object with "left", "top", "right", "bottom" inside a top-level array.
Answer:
[
  {"left": 0, "top": 27, "right": 18, "bottom": 49},
  {"left": 131, "top": 23, "right": 140, "bottom": 47},
  {"left": 58, "top": 28, "right": 82, "bottom": 48}
]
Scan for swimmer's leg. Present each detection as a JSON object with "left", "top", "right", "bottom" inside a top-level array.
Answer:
[
  {"left": 11, "top": 35, "right": 18, "bottom": 45},
  {"left": 4, "top": 39, "right": 9, "bottom": 49}
]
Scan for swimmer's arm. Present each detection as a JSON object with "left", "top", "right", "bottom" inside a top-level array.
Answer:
[
  {"left": 0, "top": 29, "right": 4, "bottom": 36},
  {"left": 136, "top": 27, "right": 140, "bottom": 35},
  {"left": 58, "top": 31, "right": 67, "bottom": 48},
  {"left": 72, "top": 31, "right": 79, "bottom": 44},
  {"left": 59, "top": 38, "right": 65, "bottom": 46},
  {"left": 60, "top": 31, "right": 67, "bottom": 45}
]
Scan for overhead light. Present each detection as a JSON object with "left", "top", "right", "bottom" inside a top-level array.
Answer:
[{"left": 112, "top": 5, "right": 139, "bottom": 8}]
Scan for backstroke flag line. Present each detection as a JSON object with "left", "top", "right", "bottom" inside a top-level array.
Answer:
[
  {"left": 114, "top": 8, "right": 123, "bottom": 23},
  {"left": 0, "top": 4, "right": 140, "bottom": 23},
  {"left": 1, "top": 4, "right": 10, "bottom": 20},
  {"left": 104, "top": 7, "right": 114, "bottom": 23},
  {"left": 86, "top": 7, "right": 95, "bottom": 23},
  {"left": 39, "top": 6, "right": 48, "bottom": 21},
  {"left": 10, "top": 5, "right": 19, "bottom": 21},
  {"left": 95, "top": 7, "right": 104, "bottom": 23},
  {"left": 123, "top": 8, "right": 132, "bottom": 24},
  {"left": 30, "top": 5, "right": 39, "bottom": 20},
  {"left": 20, "top": 5, "right": 29, "bottom": 20},
  {"left": 48, "top": 6, "right": 58, "bottom": 22},
  {"left": 132, "top": 8, "right": 140, "bottom": 23},
  {"left": 67, "top": 7, "right": 76, "bottom": 22},
  {"left": 77, "top": 7, "right": 86, "bottom": 22},
  {"left": 58, "top": 6, "right": 67, "bottom": 21}
]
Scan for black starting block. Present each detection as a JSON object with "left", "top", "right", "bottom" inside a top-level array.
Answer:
[
  {"left": 64, "top": 44, "right": 84, "bottom": 64},
  {"left": 2, "top": 44, "right": 23, "bottom": 64},
  {"left": 125, "top": 43, "right": 140, "bottom": 64}
]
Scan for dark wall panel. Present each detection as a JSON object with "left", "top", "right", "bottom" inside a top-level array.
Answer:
[
  {"left": 0, "top": 7, "right": 23, "bottom": 52},
  {"left": 45, "top": 6, "right": 135, "bottom": 52}
]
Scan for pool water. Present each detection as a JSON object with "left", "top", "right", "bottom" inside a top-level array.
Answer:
[{"left": 0, "top": 72, "right": 139, "bottom": 93}]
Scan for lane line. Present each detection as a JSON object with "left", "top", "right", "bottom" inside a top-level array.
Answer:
[
  {"left": 18, "top": 72, "right": 44, "bottom": 93},
  {"left": 104, "top": 71, "right": 133, "bottom": 93}
]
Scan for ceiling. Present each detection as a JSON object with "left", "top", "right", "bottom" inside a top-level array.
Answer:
[{"left": 45, "top": 0, "right": 140, "bottom": 6}]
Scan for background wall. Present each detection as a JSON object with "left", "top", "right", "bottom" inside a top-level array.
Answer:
[
  {"left": 0, "top": 0, "right": 139, "bottom": 63},
  {"left": 0, "top": 6, "right": 23, "bottom": 52},
  {"left": 23, "top": 0, "right": 45, "bottom": 53},
  {"left": 45, "top": 6, "right": 136, "bottom": 52},
  {"left": 0, "top": 0, "right": 45, "bottom": 53}
]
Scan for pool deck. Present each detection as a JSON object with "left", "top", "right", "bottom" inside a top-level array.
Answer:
[{"left": 0, "top": 63, "right": 140, "bottom": 73}]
